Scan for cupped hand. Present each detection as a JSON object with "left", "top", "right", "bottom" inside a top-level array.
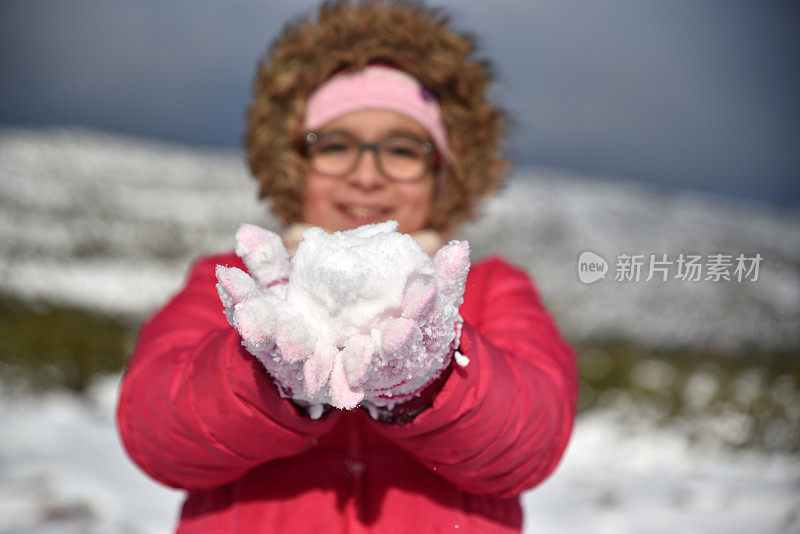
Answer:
[{"left": 216, "top": 221, "right": 470, "bottom": 414}]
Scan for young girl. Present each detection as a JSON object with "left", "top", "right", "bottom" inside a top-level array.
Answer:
[{"left": 116, "top": 1, "right": 578, "bottom": 532}]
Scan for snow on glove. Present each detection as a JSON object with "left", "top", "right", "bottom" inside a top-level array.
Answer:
[
  {"left": 215, "top": 221, "right": 469, "bottom": 414},
  {"left": 215, "top": 224, "right": 322, "bottom": 414}
]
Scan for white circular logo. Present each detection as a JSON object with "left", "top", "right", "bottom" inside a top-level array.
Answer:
[{"left": 578, "top": 251, "right": 608, "bottom": 284}]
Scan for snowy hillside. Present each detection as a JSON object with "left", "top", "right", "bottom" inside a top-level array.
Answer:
[{"left": 1, "top": 126, "right": 798, "bottom": 352}]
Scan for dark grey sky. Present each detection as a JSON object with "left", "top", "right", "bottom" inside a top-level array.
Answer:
[{"left": 1, "top": 0, "right": 798, "bottom": 205}]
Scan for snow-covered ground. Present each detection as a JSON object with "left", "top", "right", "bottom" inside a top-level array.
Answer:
[
  {"left": 0, "top": 376, "right": 182, "bottom": 534},
  {"left": 524, "top": 408, "right": 800, "bottom": 534},
  {"left": 1, "top": 373, "right": 797, "bottom": 534},
  {"left": 1, "top": 126, "right": 798, "bottom": 533}
]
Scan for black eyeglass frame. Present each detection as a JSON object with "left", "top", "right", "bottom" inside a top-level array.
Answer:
[{"left": 303, "top": 131, "right": 436, "bottom": 182}]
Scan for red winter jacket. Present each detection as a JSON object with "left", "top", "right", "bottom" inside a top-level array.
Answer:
[{"left": 116, "top": 252, "right": 578, "bottom": 533}]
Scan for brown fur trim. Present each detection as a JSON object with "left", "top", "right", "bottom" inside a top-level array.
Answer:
[{"left": 244, "top": 0, "right": 512, "bottom": 232}]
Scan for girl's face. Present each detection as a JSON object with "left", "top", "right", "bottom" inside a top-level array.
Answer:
[{"left": 301, "top": 109, "right": 436, "bottom": 234}]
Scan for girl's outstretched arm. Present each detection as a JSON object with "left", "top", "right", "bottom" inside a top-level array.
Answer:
[
  {"left": 367, "top": 257, "right": 579, "bottom": 498},
  {"left": 116, "top": 253, "right": 341, "bottom": 491}
]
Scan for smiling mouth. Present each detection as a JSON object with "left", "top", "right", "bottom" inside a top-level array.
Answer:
[{"left": 336, "top": 203, "right": 392, "bottom": 222}]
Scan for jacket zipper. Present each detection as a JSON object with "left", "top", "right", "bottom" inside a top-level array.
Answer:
[{"left": 344, "top": 415, "right": 365, "bottom": 534}]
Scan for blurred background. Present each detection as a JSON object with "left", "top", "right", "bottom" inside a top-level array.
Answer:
[{"left": 1, "top": 1, "right": 798, "bottom": 533}]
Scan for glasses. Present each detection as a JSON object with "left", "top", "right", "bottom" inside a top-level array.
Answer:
[{"left": 304, "top": 131, "right": 435, "bottom": 182}]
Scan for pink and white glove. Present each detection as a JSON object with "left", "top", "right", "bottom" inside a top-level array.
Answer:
[{"left": 215, "top": 221, "right": 470, "bottom": 417}]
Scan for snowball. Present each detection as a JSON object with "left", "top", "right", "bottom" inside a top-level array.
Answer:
[
  {"left": 225, "top": 220, "right": 468, "bottom": 410},
  {"left": 287, "top": 221, "right": 433, "bottom": 344}
]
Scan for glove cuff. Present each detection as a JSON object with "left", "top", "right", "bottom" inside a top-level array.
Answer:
[
  {"left": 362, "top": 354, "right": 456, "bottom": 423},
  {"left": 361, "top": 328, "right": 460, "bottom": 422}
]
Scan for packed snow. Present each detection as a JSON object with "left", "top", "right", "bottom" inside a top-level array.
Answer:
[
  {"left": 1, "top": 126, "right": 798, "bottom": 533},
  {"left": 216, "top": 221, "right": 466, "bottom": 409}
]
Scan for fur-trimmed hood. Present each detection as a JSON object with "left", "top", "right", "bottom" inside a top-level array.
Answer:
[{"left": 244, "top": 0, "right": 511, "bottom": 232}]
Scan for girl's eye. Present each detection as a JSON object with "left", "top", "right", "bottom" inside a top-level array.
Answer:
[
  {"left": 383, "top": 140, "right": 425, "bottom": 159},
  {"left": 318, "top": 141, "right": 351, "bottom": 153},
  {"left": 390, "top": 147, "right": 414, "bottom": 157}
]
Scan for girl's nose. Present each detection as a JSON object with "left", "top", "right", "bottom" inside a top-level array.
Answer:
[{"left": 346, "top": 149, "right": 386, "bottom": 190}]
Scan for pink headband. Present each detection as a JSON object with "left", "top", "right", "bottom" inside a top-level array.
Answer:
[{"left": 304, "top": 65, "right": 449, "bottom": 188}]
